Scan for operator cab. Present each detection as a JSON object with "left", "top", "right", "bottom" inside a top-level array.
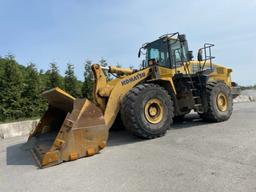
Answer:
[{"left": 138, "top": 33, "right": 193, "bottom": 69}]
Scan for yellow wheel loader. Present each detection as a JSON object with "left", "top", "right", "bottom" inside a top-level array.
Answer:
[{"left": 26, "top": 33, "right": 240, "bottom": 168}]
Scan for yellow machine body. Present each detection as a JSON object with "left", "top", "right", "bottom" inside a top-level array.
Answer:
[{"left": 26, "top": 33, "right": 239, "bottom": 168}]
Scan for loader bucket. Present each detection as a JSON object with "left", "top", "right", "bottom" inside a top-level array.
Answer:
[{"left": 26, "top": 88, "right": 108, "bottom": 168}]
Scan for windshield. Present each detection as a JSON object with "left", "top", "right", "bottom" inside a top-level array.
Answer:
[{"left": 146, "top": 39, "right": 170, "bottom": 68}]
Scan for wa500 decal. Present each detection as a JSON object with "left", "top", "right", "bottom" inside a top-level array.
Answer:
[{"left": 121, "top": 72, "right": 146, "bottom": 86}]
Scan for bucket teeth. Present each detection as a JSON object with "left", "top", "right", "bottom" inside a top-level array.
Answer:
[{"left": 53, "top": 139, "right": 65, "bottom": 149}]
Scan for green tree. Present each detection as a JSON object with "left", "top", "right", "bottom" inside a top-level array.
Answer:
[
  {"left": 0, "top": 55, "right": 23, "bottom": 121},
  {"left": 81, "top": 60, "right": 94, "bottom": 99},
  {"left": 21, "top": 63, "right": 47, "bottom": 117},
  {"left": 46, "top": 63, "right": 63, "bottom": 89},
  {"left": 64, "top": 63, "right": 80, "bottom": 97},
  {"left": 99, "top": 58, "right": 111, "bottom": 80},
  {"left": 38, "top": 69, "right": 47, "bottom": 91}
]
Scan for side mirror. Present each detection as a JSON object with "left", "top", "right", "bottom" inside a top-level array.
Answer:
[
  {"left": 187, "top": 51, "right": 193, "bottom": 61},
  {"left": 138, "top": 49, "right": 141, "bottom": 58},
  {"left": 197, "top": 49, "right": 203, "bottom": 61}
]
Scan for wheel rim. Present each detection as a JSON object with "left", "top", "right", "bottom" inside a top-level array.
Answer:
[
  {"left": 216, "top": 92, "right": 228, "bottom": 112},
  {"left": 144, "top": 98, "right": 164, "bottom": 124}
]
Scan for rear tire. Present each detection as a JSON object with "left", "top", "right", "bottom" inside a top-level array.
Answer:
[
  {"left": 199, "top": 82, "right": 233, "bottom": 122},
  {"left": 121, "top": 84, "right": 174, "bottom": 139}
]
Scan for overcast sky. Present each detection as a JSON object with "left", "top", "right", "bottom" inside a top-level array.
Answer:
[{"left": 0, "top": 0, "right": 255, "bottom": 85}]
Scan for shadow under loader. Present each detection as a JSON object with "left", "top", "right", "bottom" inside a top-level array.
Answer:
[{"left": 7, "top": 113, "right": 207, "bottom": 167}]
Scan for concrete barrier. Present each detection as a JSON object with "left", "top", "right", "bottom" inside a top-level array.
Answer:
[
  {"left": 233, "top": 95, "right": 252, "bottom": 103},
  {"left": 0, "top": 119, "right": 39, "bottom": 139},
  {"left": 233, "top": 91, "right": 256, "bottom": 103}
]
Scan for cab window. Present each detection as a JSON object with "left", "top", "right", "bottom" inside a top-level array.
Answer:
[
  {"left": 149, "top": 48, "right": 160, "bottom": 60},
  {"left": 169, "top": 40, "right": 186, "bottom": 68},
  {"left": 146, "top": 40, "right": 170, "bottom": 68}
]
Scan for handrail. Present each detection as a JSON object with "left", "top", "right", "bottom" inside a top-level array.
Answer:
[{"left": 198, "top": 43, "right": 215, "bottom": 71}]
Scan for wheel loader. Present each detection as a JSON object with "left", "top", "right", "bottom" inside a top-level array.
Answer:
[{"left": 26, "top": 32, "right": 240, "bottom": 168}]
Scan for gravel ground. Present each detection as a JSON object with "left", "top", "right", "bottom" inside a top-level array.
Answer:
[{"left": 1, "top": 102, "right": 256, "bottom": 192}]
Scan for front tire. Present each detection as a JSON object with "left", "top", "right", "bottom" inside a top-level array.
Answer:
[
  {"left": 199, "top": 82, "right": 233, "bottom": 122},
  {"left": 121, "top": 84, "right": 174, "bottom": 139}
]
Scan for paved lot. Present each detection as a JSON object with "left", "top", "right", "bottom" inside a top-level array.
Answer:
[{"left": 1, "top": 102, "right": 256, "bottom": 192}]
